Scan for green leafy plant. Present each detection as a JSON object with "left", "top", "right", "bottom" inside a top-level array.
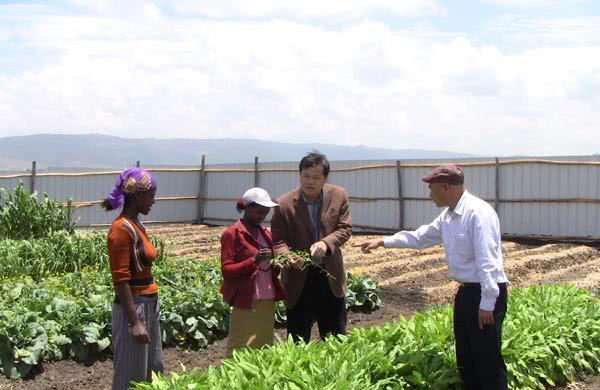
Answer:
[
  {"left": 0, "top": 183, "right": 77, "bottom": 239},
  {"left": 345, "top": 272, "right": 382, "bottom": 312},
  {"left": 0, "top": 256, "right": 381, "bottom": 379},
  {"left": 0, "top": 257, "right": 227, "bottom": 378},
  {"left": 0, "top": 232, "right": 166, "bottom": 279},
  {"left": 133, "top": 285, "right": 600, "bottom": 390}
]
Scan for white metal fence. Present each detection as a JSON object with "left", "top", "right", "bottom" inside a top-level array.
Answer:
[{"left": 1, "top": 156, "right": 599, "bottom": 240}]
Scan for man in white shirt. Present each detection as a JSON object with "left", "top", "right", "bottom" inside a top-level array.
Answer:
[{"left": 354, "top": 164, "right": 509, "bottom": 390}]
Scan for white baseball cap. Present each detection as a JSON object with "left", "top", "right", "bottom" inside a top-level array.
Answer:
[{"left": 242, "top": 187, "right": 279, "bottom": 208}]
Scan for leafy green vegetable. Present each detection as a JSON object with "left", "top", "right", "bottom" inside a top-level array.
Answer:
[
  {"left": 0, "top": 257, "right": 380, "bottom": 378},
  {"left": 0, "top": 183, "right": 77, "bottom": 239},
  {"left": 133, "top": 285, "right": 600, "bottom": 390},
  {"left": 0, "top": 231, "right": 165, "bottom": 279}
]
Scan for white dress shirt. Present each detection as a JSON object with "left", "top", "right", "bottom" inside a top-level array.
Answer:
[{"left": 383, "top": 190, "right": 509, "bottom": 311}]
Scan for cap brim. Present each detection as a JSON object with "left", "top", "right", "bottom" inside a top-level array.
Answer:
[{"left": 255, "top": 201, "right": 280, "bottom": 208}]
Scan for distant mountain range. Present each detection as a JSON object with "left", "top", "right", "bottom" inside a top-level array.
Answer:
[{"left": 0, "top": 134, "right": 478, "bottom": 169}]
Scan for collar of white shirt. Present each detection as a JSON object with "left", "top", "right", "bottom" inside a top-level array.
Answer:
[{"left": 451, "top": 190, "right": 470, "bottom": 216}]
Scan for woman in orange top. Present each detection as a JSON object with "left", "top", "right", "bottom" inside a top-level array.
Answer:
[{"left": 101, "top": 168, "right": 162, "bottom": 390}]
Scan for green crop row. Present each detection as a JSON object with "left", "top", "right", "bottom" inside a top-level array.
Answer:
[
  {"left": 0, "top": 257, "right": 228, "bottom": 379},
  {"left": 0, "top": 184, "right": 76, "bottom": 240},
  {"left": 0, "top": 257, "right": 380, "bottom": 379},
  {"left": 0, "top": 231, "right": 165, "bottom": 279},
  {"left": 133, "top": 284, "right": 600, "bottom": 390}
]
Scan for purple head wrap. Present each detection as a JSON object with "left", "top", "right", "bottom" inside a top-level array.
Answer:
[{"left": 107, "top": 168, "right": 157, "bottom": 210}]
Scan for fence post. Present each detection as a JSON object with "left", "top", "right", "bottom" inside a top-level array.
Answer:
[
  {"left": 254, "top": 156, "right": 259, "bottom": 187},
  {"left": 197, "top": 155, "right": 206, "bottom": 224},
  {"left": 396, "top": 160, "right": 404, "bottom": 230},
  {"left": 30, "top": 161, "right": 37, "bottom": 193},
  {"left": 494, "top": 157, "right": 500, "bottom": 215}
]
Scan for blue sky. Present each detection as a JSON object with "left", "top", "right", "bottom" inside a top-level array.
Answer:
[{"left": 1, "top": 0, "right": 599, "bottom": 156}]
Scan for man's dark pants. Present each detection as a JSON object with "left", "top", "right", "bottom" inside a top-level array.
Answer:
[
  {"left": 287, "top": 267, "right": 347, "bottom": 342},
  {"left": 454, "top": 283, "right": 508, "bottom": 390}
]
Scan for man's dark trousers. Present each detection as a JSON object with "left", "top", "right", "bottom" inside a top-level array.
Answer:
[
  {"left": 286, "top": 267, "right": 347, "bottom": 342},
  {"left": 454, "top": 283, "right": 508, "bottom": 390}
]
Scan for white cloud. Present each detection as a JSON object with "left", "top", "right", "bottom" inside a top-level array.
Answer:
[
  {"left": 66, "top": 0, "right": 163, "bottom": 19},
  {"left": 481, "top": 0, "right": 586, "bottom": 8},
  {"left": 0, "top": 29, "right": 8, "bottom": 43},
  {"left": 488, "top": 15, "right": 600, "bottom": 47},
  {"left": 170, "top": 0, "right": 445, "bottom": 19},
  {"left": 60, "top": 0, "right": 445, "bottom": 20},
  {"left": 0, "top": 5, "right": 599, "bottom": 156}
]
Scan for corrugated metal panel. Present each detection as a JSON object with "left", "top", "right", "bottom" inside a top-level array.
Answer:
[
  {"left": 498, "top": 162, "right": 600, "bottom": 237},
  {"left": 351, "top": 200, "right": 399, "bottom": 230},
  {"left": 152, "top": 171, "right": 200, "bottom": 197},
  {"left": 499, "top": 203, "right": 599, "bottom": 238},
  {"left": 204, "top": 171, "right": 253, "bottom": 222},
  {"left": 73, "top": 206, "right": 120, "bottom": 226},
  {"left": 500, "top": 163, "right": 600, "bottom": 198},
  {"left": 403, "top": 200, "right": 441, "bottom": 230},
  {"left": 145, "top": 199, "right": 197, "bottom": 223},
  {"left": 35, "top": 173, "right": 115, "bottom": 226},
  {"left": 1, "top": 157, "right": 598, "bottom": 238},
  {"left": 259, "top": 173, "right": 299, "bottom": 200},
  {"left": 329, "top": 163, "right": 399, "bottom": 231},
  {"left": 331, "top": 167, "right": 397, "bottom": 198},
  {"left": 402, "top": 166, "right": 431, "bottom": 198},
  {"left": 463, "top": 166, "right": 495, "bottom": 200},
  {"left": 205, "top": 171, "right": 253, "bottom": 198},
  {"left": 204, "top": 200, "right": 243, "bottom": 222},
  {"left": 71, "top": 199, "right": 198, "bottom": 226},
  {"left": 36, "top": 174, "right": 114, "bottom": 202}
]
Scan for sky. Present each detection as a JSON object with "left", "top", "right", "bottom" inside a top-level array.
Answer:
[{"left": 0, "top": 0, "right": 599, "bottom": 156}]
